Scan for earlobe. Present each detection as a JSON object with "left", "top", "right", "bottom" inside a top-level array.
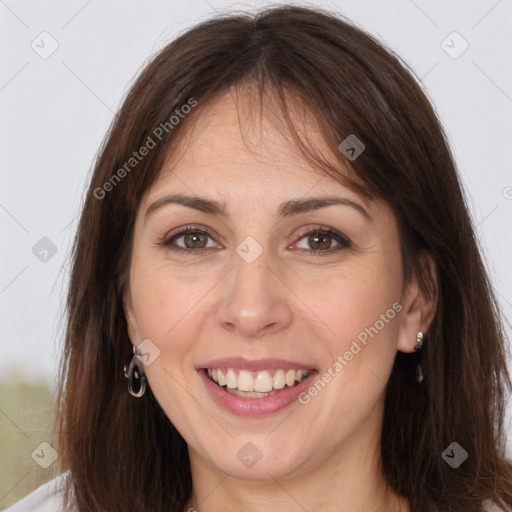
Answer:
[{"left": 397, "top": 251, "right": 438, "bottom": 354}]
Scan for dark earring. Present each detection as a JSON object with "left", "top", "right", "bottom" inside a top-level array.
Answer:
[
  {"left": 123, "top": 346, "right": 147, "bottom": 397},
  {"left": 415, "top": 331, "right": 424, "bottom": 383}
]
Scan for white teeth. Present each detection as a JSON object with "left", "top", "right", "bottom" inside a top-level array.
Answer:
[
  {"left": 208, "top": 367, "right": 311, "bottom": 393},
  {"left": 238, "top": 370, "right": 254, "bottom": 392},
  {"left": 225, "top": 368, "right": 237, "bottom": 389},
  {"left": 216, "top": 369, "right": 226, "bottom": 386},
  {"left": 254, "top": 370, "right": 273, "bottom": 392},
  {"left": 226, "top": 388, "right": 279, "bottom": 398},
  {"left": 273, "top": 369, "right": 286, "bottom": 389}
]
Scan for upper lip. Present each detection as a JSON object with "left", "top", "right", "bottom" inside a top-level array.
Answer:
[{"left": 197, "top": 357, "right": 316, "bottom": 371}]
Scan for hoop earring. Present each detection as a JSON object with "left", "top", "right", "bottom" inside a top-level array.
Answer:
[
  {"left": 415, "top": 331, "right": 424, "bottom": 383},
  {"left": 123, "top": 347, "right": 147, "bottom": 397}
]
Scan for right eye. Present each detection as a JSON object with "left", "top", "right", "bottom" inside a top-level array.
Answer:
[{"left": 161, "top": 225, "right": 222, "bottom": 255}]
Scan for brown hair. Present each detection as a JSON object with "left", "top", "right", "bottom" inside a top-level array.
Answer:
[{"left": 55, "top": 5, "right": 512, "bottom": 511}]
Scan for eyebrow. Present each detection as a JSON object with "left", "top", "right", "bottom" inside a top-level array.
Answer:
[{"left": 144, "top": 193, "right": 371, "bottom": 224}]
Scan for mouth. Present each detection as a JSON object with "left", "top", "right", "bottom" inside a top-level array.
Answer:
[
  {"left": 204, "top": 367, "right": 313, "bottom": 398},
  {"left": 197, "top": 357, "right": 318, "bottom": 415}
]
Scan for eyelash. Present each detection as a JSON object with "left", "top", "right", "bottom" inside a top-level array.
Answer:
[{"left": 159, "top": 224, "right": 351, "bottom": 257}]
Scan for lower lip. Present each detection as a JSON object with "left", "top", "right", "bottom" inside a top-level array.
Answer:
[{"left": 198, "top": 369, "right": 318, "bottom": 416}]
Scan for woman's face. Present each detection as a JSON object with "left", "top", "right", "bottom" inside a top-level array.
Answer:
[{"left": 123, "top": 89, "right": 424, "bottom": 482}]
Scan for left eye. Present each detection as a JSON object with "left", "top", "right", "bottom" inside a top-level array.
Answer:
[{"left": 294, "top": 229, "right": 351, "bottom": 254}]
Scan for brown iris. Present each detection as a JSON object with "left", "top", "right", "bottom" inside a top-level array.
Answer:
[
  {"left": 308, "top": 232, "right": 332, "bottom": 250},
  {"left": 183, "top": 232, "right": 208, "bottom": 249}
]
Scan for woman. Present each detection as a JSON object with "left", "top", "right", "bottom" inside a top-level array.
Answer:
[{"left": 7, "top": 4, "right": 512, "bottom": 512}]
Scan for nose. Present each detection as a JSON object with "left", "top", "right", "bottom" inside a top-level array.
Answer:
[{"left": 215, "top": 247, "right": 293, "bottom": 340}]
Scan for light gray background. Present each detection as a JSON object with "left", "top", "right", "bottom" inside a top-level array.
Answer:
[{"left": 1, "top": 0, "right": 511, "bottom": 448}]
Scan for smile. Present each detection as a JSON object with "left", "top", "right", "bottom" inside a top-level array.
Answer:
[
  {"left": 198, "top": 358, "right": 318, "bottom": 415},
  {"left": 206, "top": 368, "right": 313, "bottom": 398}
]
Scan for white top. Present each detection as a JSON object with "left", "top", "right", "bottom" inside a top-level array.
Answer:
[{"left": 3, "top": 472, "right": 75, "bottom": 512}]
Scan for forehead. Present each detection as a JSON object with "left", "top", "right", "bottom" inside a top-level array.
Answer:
[{"left": 147, "top": 86, "right": 358, "bottom": 195}]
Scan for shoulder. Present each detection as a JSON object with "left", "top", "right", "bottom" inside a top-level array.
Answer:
[{"left": 3, "top": 471, "right": 76, "bottom": 512}]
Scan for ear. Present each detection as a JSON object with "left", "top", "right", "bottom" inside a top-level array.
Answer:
[
  {"left": 397, "top": 250, "right": 438, "bottom": 354},
  {"left": 123, "top": 284, "right": 140, "bottom": 345}
]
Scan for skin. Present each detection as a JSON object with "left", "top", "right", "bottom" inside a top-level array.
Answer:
[{"left": 123, "top": 87, "right": 437, "bottom": 512}]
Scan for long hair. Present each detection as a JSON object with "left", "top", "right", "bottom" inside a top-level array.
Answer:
[{"left": 55, "top": 5, "right": 512, "bottom": 511}]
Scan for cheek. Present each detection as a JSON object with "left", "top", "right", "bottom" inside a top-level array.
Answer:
[
  {"left": 301, "top": 257, "right": 402, "bottom": 351},
  {"left": 128, "top": 261, "right": 210, "bottom": 425},
  {"left": 130, "top": 257, "right": 203, "bottom": 338},
  {"left": 298, "top": 250, "right": 403, "bottom": 415},
  {"left": 296, "top": 270, "right": 402, "bottom": 432}
]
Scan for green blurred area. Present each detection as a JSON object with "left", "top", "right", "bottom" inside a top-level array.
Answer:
[{"left": 0, "top": 369, "right": 59, "bottom": 510}]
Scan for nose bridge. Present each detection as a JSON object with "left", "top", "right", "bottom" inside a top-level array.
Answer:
[{"left": 216, "top": 237, "right": 292, "bottom": 338}]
